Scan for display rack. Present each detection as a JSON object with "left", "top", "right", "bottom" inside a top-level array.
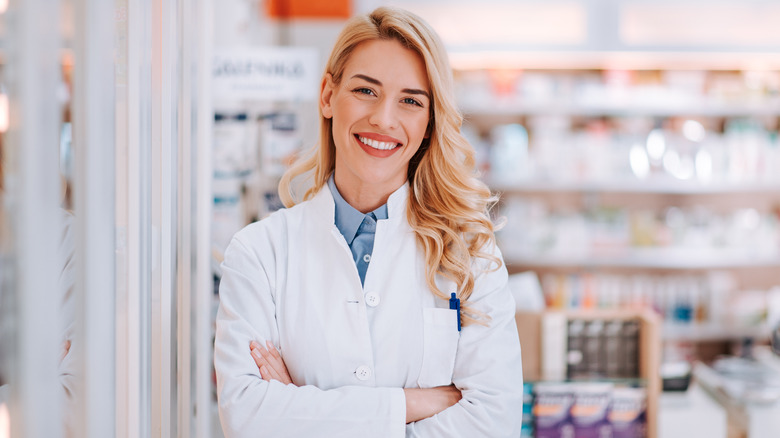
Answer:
[
  {"left": 661, "top": 322, "right": 771, "bottom": 342},
  {"left": 504, "top": 250, "right": 780, "bottom": 271},
  {"left": 462, "top": 100, "right": 780, "bottom": 118},
  {"left": 490, "top": 179, "right": 780, "bottom": 195},
  {"left": 461, "top": 62, "right": 780, "bottom": 357}
]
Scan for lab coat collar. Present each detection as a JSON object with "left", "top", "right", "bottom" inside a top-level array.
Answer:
[{"left": 385, "top": 183, "right": 409, "bottom": 219}]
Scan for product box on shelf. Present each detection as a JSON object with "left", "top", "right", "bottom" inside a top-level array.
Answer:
[
  {"left": 570, "top": 382, "right": 613, "bottom": 438},
  {"left": 515, "top": 309, "right": 661, "bottom": 438},
  {"left": 533, "top": 383, "right": 574, "bottom": 438},
  {"left": 610, "top": 387, "right": 648, "bottom": 438},
  {"left": 522, "top": 383, "right": 536, "bottom": 437},
  {"left": 531, "top": 381, "right": 648, "bottom": 438}
]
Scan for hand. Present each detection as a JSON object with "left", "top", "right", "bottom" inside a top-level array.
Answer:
[
  {"left": 403, "top": 385, "right": 462, "bottom": 423},
  {"left": 61, "top": 339, "right": 71, "bottom": 362},
  {"left": 249, "top": 340, "right": 293, "bottom": 385}
]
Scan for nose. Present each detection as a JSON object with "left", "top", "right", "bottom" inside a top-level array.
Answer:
[{"left": 368, "top": 97, "right": 398, "bottom": 130}]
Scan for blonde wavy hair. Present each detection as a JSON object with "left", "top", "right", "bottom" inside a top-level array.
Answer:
[{"left": 278, "top": 6, "right": 501, "bottom": 326}]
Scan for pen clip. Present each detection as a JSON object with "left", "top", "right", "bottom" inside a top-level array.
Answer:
[{"left": 449, "top": 292, "right": 461, "bottom": 332}]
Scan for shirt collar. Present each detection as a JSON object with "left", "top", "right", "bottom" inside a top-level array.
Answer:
[{"left": 327, "top": 175, "right": 388, "bottom": 245}]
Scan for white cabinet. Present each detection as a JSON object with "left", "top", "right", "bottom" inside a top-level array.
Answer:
[{"left": 659, "top": 384, "right": 727, "bottom": 438}]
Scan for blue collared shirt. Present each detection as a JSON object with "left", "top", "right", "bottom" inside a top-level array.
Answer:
[{"left": 328, "top": 176, "right": 388, "bottom": 286}]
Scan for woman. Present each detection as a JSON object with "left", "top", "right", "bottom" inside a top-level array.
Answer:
[{"left": 215, "top": 6, "right": 523, "bottom": 437}]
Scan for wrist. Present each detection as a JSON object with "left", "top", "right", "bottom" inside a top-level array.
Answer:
[
  {"left": 403, "top": 388, "right": 414, "bottom": 423},
  {"left": 403, "top": 388, "right": 422, "bottom": 424}
]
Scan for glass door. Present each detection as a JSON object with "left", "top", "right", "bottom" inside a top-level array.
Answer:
[
  {"left": 0, "top": 0, "right": 214, "bottom": 436},
  {"left": 0, "top": 0, "right": 77, "bottom": 436}
]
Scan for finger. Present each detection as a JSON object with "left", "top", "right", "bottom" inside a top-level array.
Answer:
[
  {"left": 261, "top": 342, "right": 291, "bottom": 379},
  {"left": 266, "top": 340, "right": 282, "bottom": 360},
  {"left": 260, "top": 348, "right": 292, "bottom": 384},
  {"left": 250, "top": 341, "right": 283, "bottom": 372},
  {"left": 255, "top": 356, "right": 282, "bottom": 382},
  {"left": 259, "top": 346, "right": 284, "bottom": 371},
  {"left": 62, "top": 340, "right": 71, "bottom": 361},
  {"left": 261, "top": 357, "right": 283, "bottom": 382},
  {"left": 254, "top": 347, "right": 284, "bottom": 381},
  {"left": 445, "top": 385, "right": 462, "bottom": 404},
  {"left": 453, "top": 388, "right": 463, "bottom": 402},
  {"left": 250, "top": 340, "right": 284, "bottom": 371},
  {"left": 250, "top": 347, "right": 263, "bottom": 366},
  {"left": 250, "top": 343, "right": 275, "bottom": 369},
  {"left": 251, "top": 348, "right": 272, "bottom": 379},
  {"left": 260, "top": 366, "right": 271, "bottom": 381},
  {"left": 278, "top": 367, "right": 292, "bottom": 384}
]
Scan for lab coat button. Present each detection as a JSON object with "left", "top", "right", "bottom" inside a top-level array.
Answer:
[
  {"left": 355, "top": 365, "right": 372, "bottom": 381},
  {"left": 365, "top": 292, "right": 380, "bottom": 307}
]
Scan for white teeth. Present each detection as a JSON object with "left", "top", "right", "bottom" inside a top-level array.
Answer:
[{"left": 358, "top": 135, "right": 397, "bottom": 150}]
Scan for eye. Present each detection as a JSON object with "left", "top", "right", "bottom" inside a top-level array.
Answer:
[
  {"left": 402, "top": 97, "right": 423, "bottom": 107},
  {"left": 352, "top": 87, "right": 376, "bottom": 96}
]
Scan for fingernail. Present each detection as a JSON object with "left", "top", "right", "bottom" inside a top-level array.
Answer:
[
  {"left": 251, "top": 348, "right": 260, "bottom": 358},
  {"left": 266, "top": 340, "right": 274, "bottom": 350}
]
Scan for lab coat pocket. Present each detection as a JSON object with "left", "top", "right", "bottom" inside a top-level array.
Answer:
[{"left": 417, "top": 308, "right": 460, "bottom": 388}]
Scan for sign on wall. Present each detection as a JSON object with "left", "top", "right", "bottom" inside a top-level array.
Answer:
[
  {"left": 265, "top": 0, "right": 351, "bottom": 19},
  {"left": 213, "top": 47, "right": 319, "bottom": 102}
]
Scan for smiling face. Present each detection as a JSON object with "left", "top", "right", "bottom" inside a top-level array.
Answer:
[{"left": 321, "top": 38, "right": 431, "bottom": 212}]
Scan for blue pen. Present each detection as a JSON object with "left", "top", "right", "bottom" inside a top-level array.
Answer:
[{"left": 449, "top": 292, "right": 461, "bottom": 331}]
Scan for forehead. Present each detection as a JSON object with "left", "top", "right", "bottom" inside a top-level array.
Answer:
[{"left": 342, "top": 39, "right": 430, "bottom": 91}]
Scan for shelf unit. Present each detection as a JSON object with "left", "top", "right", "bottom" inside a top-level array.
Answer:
[
  {"left": 662, "top": 323, "right": 771, "bottom": 342},
  {"left": 503, "top": 249, "right": 780, "bottom": 271},
  {"left": 461, "top": 100, "right": 780, "bottom": 118},
  {"left": 493, "top": 180, "right": 780, "bottom": 274},
  {"left": 392, "top": 2, "right": 780, "bottom": 436},
  {"left": 490, "top": 179, "right": 780, "bottom": 195},
  {"left": 463, "top": 63, "right": 780, "bottom": 355}
]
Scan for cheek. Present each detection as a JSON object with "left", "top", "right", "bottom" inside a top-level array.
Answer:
[
  {"left": 333, "top": 95, "right": 359, "bottom": 120},
  {"left": 411, "top": 116, "right": 430, "bottom": 141},
  {"left": 331, "top": 106, "right": 353, "bottom": 140}
]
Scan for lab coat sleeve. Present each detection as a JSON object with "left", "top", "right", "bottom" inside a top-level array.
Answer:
[
  {"left": 406, "top": 245, "right": 524, "bottom": 438},
  {"left": 214, "top": 230, "right": 406, "bottom": 438}
]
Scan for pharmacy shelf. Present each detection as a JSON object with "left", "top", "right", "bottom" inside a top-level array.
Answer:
[
  {"left": 461, "top": 100, "right": 780, "bottom": 118},
  {"left": 449, "top": 50, "right": 780, "bottom": 72},
  {"left": 502, "top": 248, "right": 780, "bottom": 270},
  {"left": 490, "top": 179, "right": 780, "bottom": 195},
  {"left": 662, "top": 323, "right": 771, "bottom": 342}
]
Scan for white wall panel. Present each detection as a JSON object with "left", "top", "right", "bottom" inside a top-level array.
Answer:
[
  {"left": 72, "top": 0, "right": 116, "bottom": 435},
  {"left": 4, "top": 0, "right": 63, "bottom": 436}
]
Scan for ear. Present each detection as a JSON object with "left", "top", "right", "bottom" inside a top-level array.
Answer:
[
  {"left": 320, "top": 74, "right": 335, "bottom": 119},
  {"left": 424, "top": 118, "right": 432, "bottom": 139}
]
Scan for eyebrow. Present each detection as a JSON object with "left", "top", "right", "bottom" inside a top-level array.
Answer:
[{"left": 351, "top": 74, "right": 430, "bottom": 100}]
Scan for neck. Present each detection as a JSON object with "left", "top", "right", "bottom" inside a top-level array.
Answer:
[{"left": 333, "top": 172, "right": 401, "bottom": 214}]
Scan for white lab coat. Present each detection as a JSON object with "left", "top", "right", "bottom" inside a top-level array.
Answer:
[{"left": 215, "top": 183, "right": 524, "bottom": 437}]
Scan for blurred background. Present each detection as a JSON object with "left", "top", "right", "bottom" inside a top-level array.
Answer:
[{"left": 1, "top": 0, "right": 779, "bottom": 437}]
